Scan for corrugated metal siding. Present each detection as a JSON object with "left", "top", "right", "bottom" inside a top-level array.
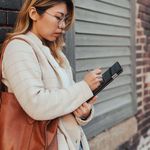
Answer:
[{"left": 72, "top": 0, "right": 136, "bottom": 139}]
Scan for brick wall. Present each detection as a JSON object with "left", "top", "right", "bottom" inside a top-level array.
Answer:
[
  {"left": 0, "top": 0, "right": 22, "bottom": 46},
  {"left": 119, "top": 0, "right": 150, "bottom": 149},
  {"left": 136, "top": 0, "right": 150, "bottom": 149}
]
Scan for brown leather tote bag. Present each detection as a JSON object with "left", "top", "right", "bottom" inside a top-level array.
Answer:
[{"left": 0, "top": 38, "right": 59, "bottom": 150}]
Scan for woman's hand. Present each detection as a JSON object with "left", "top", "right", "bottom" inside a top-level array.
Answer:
[
  {"left": 84, "top": 68, "right": 102, "bottom": 91},
  {"left": 73, "top": 96, "right": 97, "bottom": 120}
]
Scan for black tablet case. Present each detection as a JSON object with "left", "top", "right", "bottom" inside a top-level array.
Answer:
[{"left": 87, "top": 62, "right": 123, "bottom": 101}]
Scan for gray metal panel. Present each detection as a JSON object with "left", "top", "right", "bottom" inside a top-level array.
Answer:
[
  {"left": 75, "top": 8, "right": 130, "bottom": 27},
  {"left": 94, "top": 94, "right": 132, "bottom": 117},
  {"left": 75, "top": 34, "right": 131, "bottom": 46},
  {"left": 75, "top": 47, "right": 131, "bottom": 59},
  {"left": 75, "top": 0, "right": 130, "bottom": 18},
  {"left": 64, "top": 0, "right": 136, "bottom": 139},
  {"left": 75, "top": 21, "right": 130, "bottom": 36},
  {"left": 76, "top": 57, "right": 131, "bottom": 71},
  {"left": 76, "top": 65, "right": 131, "bottom": 81},
  {"left": 130, "top": 0, "right": 137, "bottom": 114},
  {"left": 95, "top": 0, "right": 130, "bottom": 9},
  {"left": 84, "top": 101, "right": 134, "bottom": 139},
  {"left": 83, "top": 94, "right": 134, "bottom": 138},
  {"left": 64, "top": 26, "right": 76, "bottom": 78},
  {"left": 97, "top": 85, "right": 132, "bottom": 102}
]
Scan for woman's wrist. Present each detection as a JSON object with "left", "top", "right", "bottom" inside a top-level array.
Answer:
[{"left": 80, "top": 108, "right": 92, "bottom": 120}]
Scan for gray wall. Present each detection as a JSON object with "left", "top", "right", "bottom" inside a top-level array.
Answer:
[{"left": 66, "top": 0, "right": 137, "bottom": 139}]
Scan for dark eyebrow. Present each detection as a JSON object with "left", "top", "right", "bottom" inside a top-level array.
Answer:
[{"left": 56, "top": 11, "right": 65, "bottom": 16}]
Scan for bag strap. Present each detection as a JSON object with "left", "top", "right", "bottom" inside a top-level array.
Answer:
[
  {"left": 0, "top": 38, "right": 29, "bottom": 107},
  {"left": 0, "top": 37, "right": 32, "bottom": 91},
  {"left": 0, "top": 40, "right": 9, "bottom": 91}
]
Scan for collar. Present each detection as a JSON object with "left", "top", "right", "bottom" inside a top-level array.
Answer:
[{"left": 26, "top": 31, "right": 43, "bottom": 47}]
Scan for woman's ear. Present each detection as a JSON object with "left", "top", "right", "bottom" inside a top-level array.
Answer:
[{"left": 29, "top": 7, "right": 39, "bottom": 21}]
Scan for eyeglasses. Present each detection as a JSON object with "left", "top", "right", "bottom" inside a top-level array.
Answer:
[{"left": 45, "top": 11, "right": 68, "bottom": 26}]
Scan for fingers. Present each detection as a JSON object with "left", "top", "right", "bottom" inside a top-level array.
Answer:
[
  {"left": 82, "top": 102, "right": 92, "bottom": 110},
  {"left": 91, "top": 68, "right": 103, "bottom": 82},
  {"left": 73, "top": 102, "right": 92, "bottom": 119},
  {"left": 73, "top": 95, "right": 98, "bottom": 119},
  {"left": 92, "top": 68, "right": 102, "bottom": 75},
  {"left": 88, "top": 96, "right": 97, "bottom": 105},
  {"left": 84, "top": 68, "right": 103, "bottom": 91},
  {"left": 95, "top": 75, "right": 103, "bottom": 83},
  {"left": 73, "top": 110, "right": 80, "bottom": 118}
]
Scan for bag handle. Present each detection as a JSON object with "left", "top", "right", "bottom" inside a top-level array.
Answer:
[
  {"left": 0, "top": 37, "right": 36, "bottom": 124},
  {"left": 0, "top": 37, "right": 32, "bottom": 91},
  {"left": 0, "top": 37, "right": 32, "bottom": 107}
]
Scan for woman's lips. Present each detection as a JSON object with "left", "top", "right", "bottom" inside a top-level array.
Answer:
[
  {"left": 53, "top": 33, "right": 62, "bottom": 37},
  {"left": 52, "top": 31, "right": 65, "bottom": 37}
]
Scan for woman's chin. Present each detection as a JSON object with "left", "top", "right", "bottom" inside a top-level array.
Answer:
[{"left": 47, "top": 36, "right": 58, "bottom": 42}]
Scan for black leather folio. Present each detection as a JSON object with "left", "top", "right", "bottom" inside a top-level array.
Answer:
[{"left": 93, "top": 61, "right": 123, "bottom": 96}]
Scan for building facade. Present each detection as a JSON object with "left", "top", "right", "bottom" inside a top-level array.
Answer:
[{"left": 0, "top": 0, "right": 150, "bottom": 149}]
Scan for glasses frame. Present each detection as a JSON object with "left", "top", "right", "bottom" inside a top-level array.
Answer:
[{"left": 45, "top": 11, "right": 68, "bottom": 26}]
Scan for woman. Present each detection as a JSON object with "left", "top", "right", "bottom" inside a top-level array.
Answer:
[{"left": 1, "top": 0, "right": 102, "bottom": 149}]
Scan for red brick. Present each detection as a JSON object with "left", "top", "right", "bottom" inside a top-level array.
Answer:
[
  {"left": 137, "top": 92, "right": 142, "bottom": 97},
  {"left": 137, "top": 84, "right": 142, "bottom": 90},
  {"left": 136, "top": 60, "right": 143, "bottom": 66},
  {"left": 136, "top": 53, "right": 143, "bottom": 58},
  {"left": 137, "top": 38, "right": 140, "bottom": 43},
  {"left": 144, "top": 103, "right": 150, "bottom": 110},
  {"left": 145, "top": 110, "right": 150, "bottom": 117},
  {"left": 144, "top": 90, "right": 149, "bottom": 95},
  {"left": 138, "top": 117, "right": 150, "bottom": 131},
  {"left": 136, "top": 45, "right": 142, "bottom": 51},
  {"left": 137, "top": 77, "right": 142, "bottom": 82},
  {"left": 141, "top": 124, "right": 150, "bottom": 136},
  {"left": 137, "top": 30, "right": 144, "bottom": 36},
  {"left": 136, "top": 113, "right": 144, "bottom": 122},
  {"left": 136, "top": 68, "right": 142, "bottom": 74},
  {"left": 136, "top": 108, "right": 142, "bottom": 115},
  {"left": 140, "top": 37, "right": 147, "bottom": 43}
]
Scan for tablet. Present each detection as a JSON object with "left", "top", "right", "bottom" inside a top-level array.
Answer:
[{"left": 87, "top": 61, "right": 123, "bottom": 102}]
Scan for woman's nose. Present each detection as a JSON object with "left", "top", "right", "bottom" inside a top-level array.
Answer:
[{"left": 58, "top": 21, "right": 66, "bottom": 29}]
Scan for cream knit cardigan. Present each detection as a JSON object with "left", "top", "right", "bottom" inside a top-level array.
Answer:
[{"left": 2, "top": 32, "right": 94, "bottom": 150}]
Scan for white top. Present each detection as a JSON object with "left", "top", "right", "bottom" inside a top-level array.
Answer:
[{"left": 50, "top": 52, "right": 82, "bottom": 149}]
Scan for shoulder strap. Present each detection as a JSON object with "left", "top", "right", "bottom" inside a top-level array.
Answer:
[{"left": 0, "top": 37, "right": 32, "bottom": 92}]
